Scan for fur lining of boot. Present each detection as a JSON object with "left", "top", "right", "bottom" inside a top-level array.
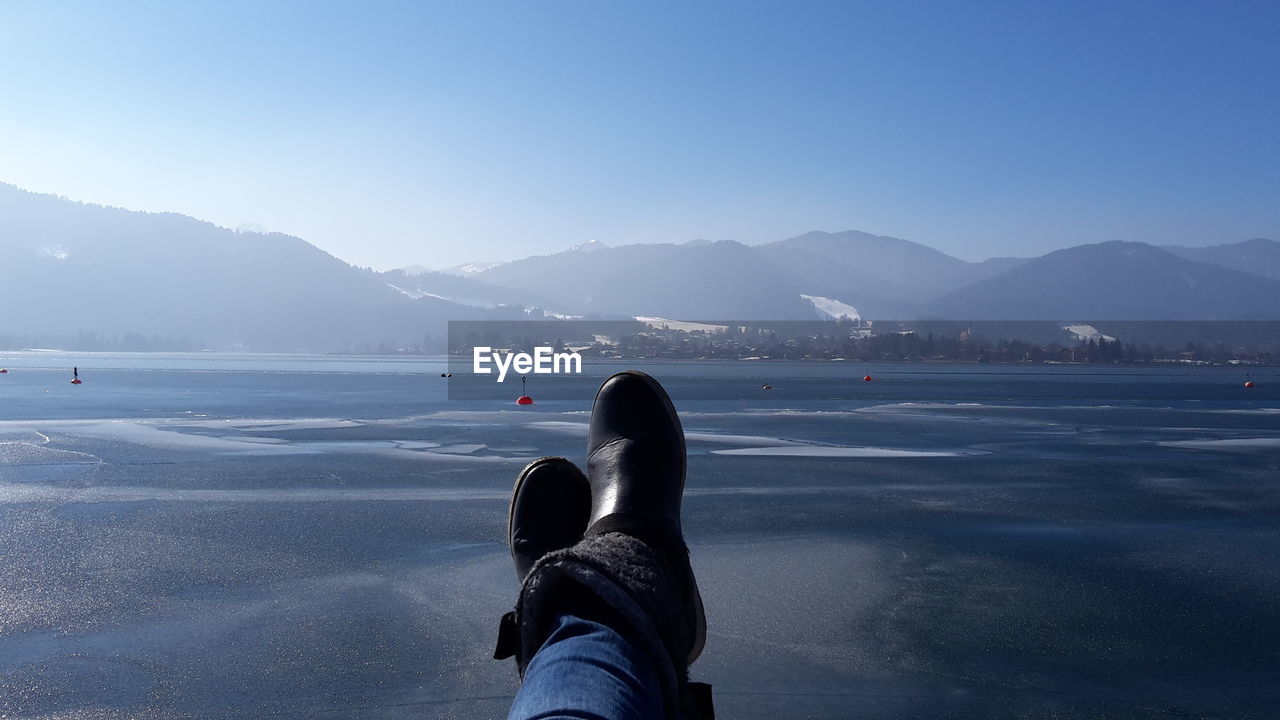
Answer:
[{"left": 513, "top": 532, "right": 697, "bottom": 716}]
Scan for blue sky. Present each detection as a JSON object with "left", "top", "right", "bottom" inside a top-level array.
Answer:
[{"left": 1, "top": 0, "right": 1276, "bottom": 269}]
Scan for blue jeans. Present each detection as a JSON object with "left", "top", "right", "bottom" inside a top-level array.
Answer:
[{"left": 507, "top": 612, "right": 664, "bottom": 720}]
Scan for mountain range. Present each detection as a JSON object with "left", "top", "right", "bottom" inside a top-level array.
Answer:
[
  {"left": 2, "top": 182, "right": 1278, "bottom": 351},
  {"left": 462, "top": 231, "right": 1280, "bottom": 322},
  {"left": 0, "top": 184, "right": 476, "bottom": 351}
]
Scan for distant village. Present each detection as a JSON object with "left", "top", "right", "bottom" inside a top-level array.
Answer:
[{"left": 450, "top": 319, "right": 1279, "bottom": 366}]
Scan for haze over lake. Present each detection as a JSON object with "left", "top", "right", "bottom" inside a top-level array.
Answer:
[{"left": 1, "top": 353, "right": 1277, "bottom": 719}]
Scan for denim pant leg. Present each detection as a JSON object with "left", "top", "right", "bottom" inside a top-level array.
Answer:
[{"left": 507, "top": 612, "right": 664, "bottom": 720}]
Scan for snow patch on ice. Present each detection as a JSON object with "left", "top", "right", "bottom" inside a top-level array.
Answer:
[
  {"left": 184, "top": 419, "right": 364, "bottom": 432},
  {"left": 710, "top": 446, "right": 987, "bottom": 458},
  {"left": 855, "top": 402, "right": 995, "bottom": 413},
  {"left": 683, "top": 431, "right": 804, "bottom": 446},
  {"left": 524, "top": 421, "right": 588, "bottom": 435},
  {"left": 430, "top": 444, "right": 487, "bottom": 455},
  {"left": 1158, "top": 437, "right": 1280, "bottom": 452},
  {"left": 677, "top": 409, "right": 866, "bottom": 419},
  {"left": 527, "top": 423, "right": 810, "bottom": 447}
]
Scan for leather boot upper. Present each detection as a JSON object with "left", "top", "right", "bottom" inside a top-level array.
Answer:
[{"left": 586, "top": 371, "right": 687, "bottom": 530}]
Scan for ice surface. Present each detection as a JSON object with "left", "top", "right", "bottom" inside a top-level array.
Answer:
[
  {"left": 23, "top": 420, "right": 315, "bottom": 455},
  {"left": 0, "top": 430, "right": 51, "bottom": 444},
  {"left": 2, "top": 360, "right": 1278, "bottom": 718},
  {"left": 0, "top": 442, "right": 100, "bottom": 466},
  {"left": 0, "top": 483, "right": 509, "bottom": 504}
]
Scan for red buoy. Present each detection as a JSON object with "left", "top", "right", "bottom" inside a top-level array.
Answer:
[
  {"left": 1244, "top": 381, "right": 1255, "bottom": 388},
  {"left": 863, "top": 375, "right": 872, "bottom": 382},
  {"left": 0, "top": 368, "right": 8, "bottom": 374},
  {"left": 71, "top": 378, "right": 83, "bottom": 385},
  {"left": 515, "top": 376, "right": 533, "bottom": 404}
]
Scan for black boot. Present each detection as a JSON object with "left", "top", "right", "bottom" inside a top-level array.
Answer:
[
  {"left": 508, "top": 456, "right": 591, "bottom": 581},
  {"left": 583, "top": 370, "right": 706, "bottom": 665},
  {"left": 494, "top": 456, "right": 589, "bottom": 663}
]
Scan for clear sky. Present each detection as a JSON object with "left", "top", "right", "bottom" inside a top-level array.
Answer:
[{"left": 2, "top": 0, "right": 1277, "bottom": 270}]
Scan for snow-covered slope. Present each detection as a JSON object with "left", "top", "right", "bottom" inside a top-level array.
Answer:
[{"left": 802, "top": 294, "right": 861, "bottom": 321}]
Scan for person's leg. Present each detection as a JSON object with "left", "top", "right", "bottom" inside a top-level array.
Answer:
[
  {"left": 499, "top": 373, "right": 712, "bottom": 719},
  {"left": 508, "top": 612, "right": 662, "bottom": 720},
  {"left": 498, "top": 456, "right": 668, "bottom": 719}
]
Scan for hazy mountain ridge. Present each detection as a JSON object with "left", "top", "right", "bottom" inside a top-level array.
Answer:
[
  {"left": 762, "top": 230, "right": 975, "bottom": 302},
  {"left": 1162, "top": 238, "right": 1280, "bottom": 282},
  {"left": 3, "top": 183, "right": 1277, "bottom": 347},
  {"left": 922, "top": 240, "right": 1280, "bottom": 320},
  {"left": 759, "top": 230, "right": 1037, "bottom": 305},
  {"left": 471, "top": 232, "right": 1278, "bottom": 322},
  {"left": 477, "top": 240, "right": 817, "bottom": 319},
  {"left": 0, "top": 183, "right": 475, "bottom": 351}
]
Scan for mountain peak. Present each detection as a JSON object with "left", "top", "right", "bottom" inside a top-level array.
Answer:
[{"left": 568, "top": 239, "right": 608, "bottom": 253}]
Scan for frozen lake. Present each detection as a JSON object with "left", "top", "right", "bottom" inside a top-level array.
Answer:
[{"left": 1, "top": 353, "right": 1278, "bottom": 718}]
